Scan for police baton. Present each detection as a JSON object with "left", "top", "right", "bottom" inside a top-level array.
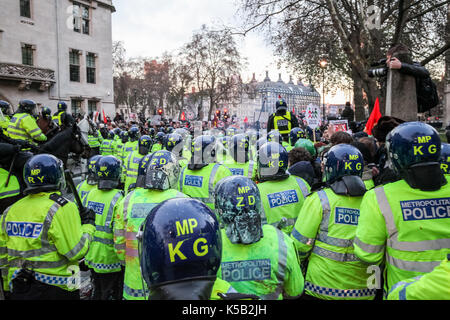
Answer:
[
  {"left": 5, "top": 152, "right": 18, "bottom": 188},
  {"left": 64, "top": 169, "right": 85, "bottom": 212}
]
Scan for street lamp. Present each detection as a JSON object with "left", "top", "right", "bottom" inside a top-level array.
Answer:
[{"left": 319, "top": 59, "right": 328, "bottom": 122}]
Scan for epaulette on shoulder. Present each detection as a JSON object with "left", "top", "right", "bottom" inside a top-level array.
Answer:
[{"left": 49, "top": 193, "right": 69, "bottom": 207}]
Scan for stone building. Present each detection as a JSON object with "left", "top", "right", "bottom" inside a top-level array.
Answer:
[
  {"left": 0, "top": 0, "right": 116, "bottom": 117},
  {"left": 232, "top": 72, "right": 321, "bottom": 124}
]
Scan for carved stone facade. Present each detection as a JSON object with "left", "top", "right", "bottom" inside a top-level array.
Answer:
[{"left": 0, "top": 0, "right": 115, "bottom": 117}]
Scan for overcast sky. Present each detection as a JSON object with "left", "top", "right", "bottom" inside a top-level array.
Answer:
[
  {"left": 111, "top": 0, "right": 293, "bottom": 83},
  {"left": 111, "top": 0, "right": 348, "bottom": 103}
]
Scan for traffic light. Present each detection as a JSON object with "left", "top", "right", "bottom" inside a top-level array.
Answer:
[
  {"left": 223, "top": 108, "right": 229, "bottom": 120},
  {"left": 215, "top": 109, "right": 221, "bottom": 118},
  {"left": 158, "top": 108, "right": 163, "bottom": 116}
]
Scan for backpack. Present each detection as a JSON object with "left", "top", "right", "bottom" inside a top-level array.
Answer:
[{"left": 416, "top": 76, "right": 439, "bottom": 113}]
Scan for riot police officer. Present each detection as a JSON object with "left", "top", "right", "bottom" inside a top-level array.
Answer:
[
  {"left": 291, "top": 144, "right": 376, "bottom": 300},
  {"left": 7, "top": 100, "right": 47, "bottom": 146},
  {"left": 267, "top": 98, "right": 299, "bottom": 142},
  {"left": 0, "top": 100, "right": 12, "bottom": 132},
  {"left": 123, "top": 135, "right": 152, "bottom": 194},
  {"left": 0, "top": 154, "right": 95, "bottom": 300},
  {"left": 151, "top": 131, "right": 165, "bottom": 152},
  {"left": 215, "top": 175, "right": 304, "bottom": 299},
  {"left": 164, "top": 133, "right": 188, "bottom": 168},
  {"left": 226, "top": 133, "right": 257, "bottom": 180},
  {"left": 81, "top": 155, "right": 124, "bottom": 300},
  {"left": 76, "top": 155, "right": 101, "bottom": 200},
  {"left": 216, "top": 136, "right": 233, "bottom": 165},
  {"left": 288, "top": 127, "right": 306, "bottom": 152},
  {"left": 115, "top": 150, "right": 187, "bottom": 300},
  {"left": 354, "top": 122, "right": 450, "bottom": 295},
  {"left": 268, "top": 129, "right": 290, "bottom": 150},
  {"left": 178, "top": 135, "right": 232, "bottom": 210},
  {"left": 256, "top": 142, "right": 310, "bottom": 234},
  {"left": 138, "top": 197, "right": 221, "bottom": 300},
  {"left": 52, "top": 101, "right": 68, "bottom": 127},
  {"left": 100, "top": 130, "right": 115, "bottom": 156}
]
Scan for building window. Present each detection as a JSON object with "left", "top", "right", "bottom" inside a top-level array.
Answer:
[
  {"left": 20, "top": 0, "right": 31, "bottom": 18},
  {"left": 73, "top": 2, "right": 90, "bottom": 35},
  {"left": 71, "top": 99, "right": 82, "bottom": 115},
  {"left": 70, "top": 50, "right": 80, "bottom": 82},
  {"left": 88, "top": 100, "right": 97, "bottom": 115},
  {"left": 21, "top": 44, "right": 33, "bottom": 66},
  {"left": 86, "top": 53, "right": 96, "bottom": 84}
]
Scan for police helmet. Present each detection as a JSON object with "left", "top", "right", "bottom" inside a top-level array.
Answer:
[
  {"left": 120, "top": 130, "right": 129, "bottom": 143},
  {"left": 323, "top": 144, "right": 364, "bottom": 183},
  {"left": 0, "top": 100, "right": 11, "bottom": 115},
  {"left": 306, "top": 126, "right": 321, "bottom": 140},
  {"left": 216, "top": 136, "right": 230, "bottom": 158},
  {"left": 166, "top": 126, "right": 174, "bottom": 134},
  {"left": 57, "top": 101, "right": 67, "bottom": 112},
  {"left": 129, "top": 126, "right": 140, "bottom": 141},
  {"left": 294, "top": 138, "right": 316, "bottom": 157},
  {"left": 439, "top": 143, "right": 450, "bottom": 175},
  {"left": 174, "top": 128, "right": 188, "bottom": 139},
  {"left": 155, "top": 131, "right": 166, "bottom": 144},
  {"left": 19, "top": 99, "right": 37, "bottom": 115},
  {"left": 113, "top": 127, "right": 121, "bottom": 136},
  {"left": 289, "top": 127, "right": 306, "bottom": 146},
  {"left": 87, "top": 155, "right": 102, "bottom": 185},
  {"left": 138, "top": 135, "right": 153, "bottom": 155},
  {"left": 41, "top": 106, "right": 52, "bottom": 117},
  {"left": 229, "top": 133, "right": 249, "bottom": 163},
  {"left": 257, "top": 142, "right": 289, "bottom": 181},
  {"left": 95, "top": 155, "right": 122, "bottom": 190},
  {"left": 226, "top": 127, "right": 237, "bottom": 137},
  {"left": 275, "top": 98, "right": 287, "bottom": 111},
  {"left": 23, "top": 154, "right": 65, "bottom": 194},
  {"left": 139, "top": 198, "right": 222, "bottom": 290},
  {"left": 267, "top": 130, "right": 283, "bottom": 145},
  {"left": 108, "top": 130, "right": 115, "bottom": 140},
  {"left": 191, "top": 135, "right": 216, "bottom": 164},
  {"left": 215, "top": 176, "right": 263, "bottom": 244},
  {"left": 386, "top": 122, "right": 441, "bottom": 174},
  {"left": 136, "top": 150, "right": 180, "bottom": 190},
  {"left": 165, "top": 133, "right": 183, "bottom": 157},
  {"left": 148, "top": 127, "right": 156, "bottom": 137}
]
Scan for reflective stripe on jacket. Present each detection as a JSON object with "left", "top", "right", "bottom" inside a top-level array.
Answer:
[
  {"left": 291, "top": 188, "right": 376, "bottom": 300},
  {"left": 0, "top": 192, "right": 94, "bottom": 291}
]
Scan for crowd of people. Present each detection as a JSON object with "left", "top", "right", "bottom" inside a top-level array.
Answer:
[{"left": 0, "top": 96, "right": 449, "bottom": 302}]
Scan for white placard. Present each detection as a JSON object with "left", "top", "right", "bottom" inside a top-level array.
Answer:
[{"left": 305, "top": 104, "right": 321, "bottom": 129}]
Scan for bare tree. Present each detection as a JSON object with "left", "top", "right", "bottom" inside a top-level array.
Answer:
[
  {"left": 235, "top": 0, "right": 450, "bottom": 120},
  {"left": 183, "top": 25, "right": 245, "bottom": 121}
]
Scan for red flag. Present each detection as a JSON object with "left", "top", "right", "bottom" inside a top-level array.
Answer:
[
  {"left": 244, "top": 116, "right": 248, "bottom": 123},
  {"left": 102, "top": 109, "right": 107, "bottom": 124},
  {"left": 364, "top": 97, "right": 382, "bottom": 135}
]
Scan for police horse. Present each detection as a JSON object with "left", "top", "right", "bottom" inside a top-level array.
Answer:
[{"left": 0, "top": 122, "right": 90, "bottom": 213}]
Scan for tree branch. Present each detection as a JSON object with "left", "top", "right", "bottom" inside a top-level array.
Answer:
[
  {"left": 406, "top": 0, "right": 450, "bottom": 23},
  {"left": 420, "top": 41, "right": 450, "bottom": 66},
  {"left": 232, "top": 0, "right": 302, "bottom": 36}
]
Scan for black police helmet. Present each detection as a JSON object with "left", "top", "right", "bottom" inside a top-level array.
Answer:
[
  {"left": 23, "top": 154, "right": 65, "bottom": 194},
  {"left": 215, "top": 176, "right": 263, "bottom": 244},
  {"left": 139, "top": 198, "right": 222, "bottom": 289}
]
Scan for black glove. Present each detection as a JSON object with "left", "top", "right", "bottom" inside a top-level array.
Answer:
[{"left": 79, "top": 207, "right": 95, "bottom": 226}]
